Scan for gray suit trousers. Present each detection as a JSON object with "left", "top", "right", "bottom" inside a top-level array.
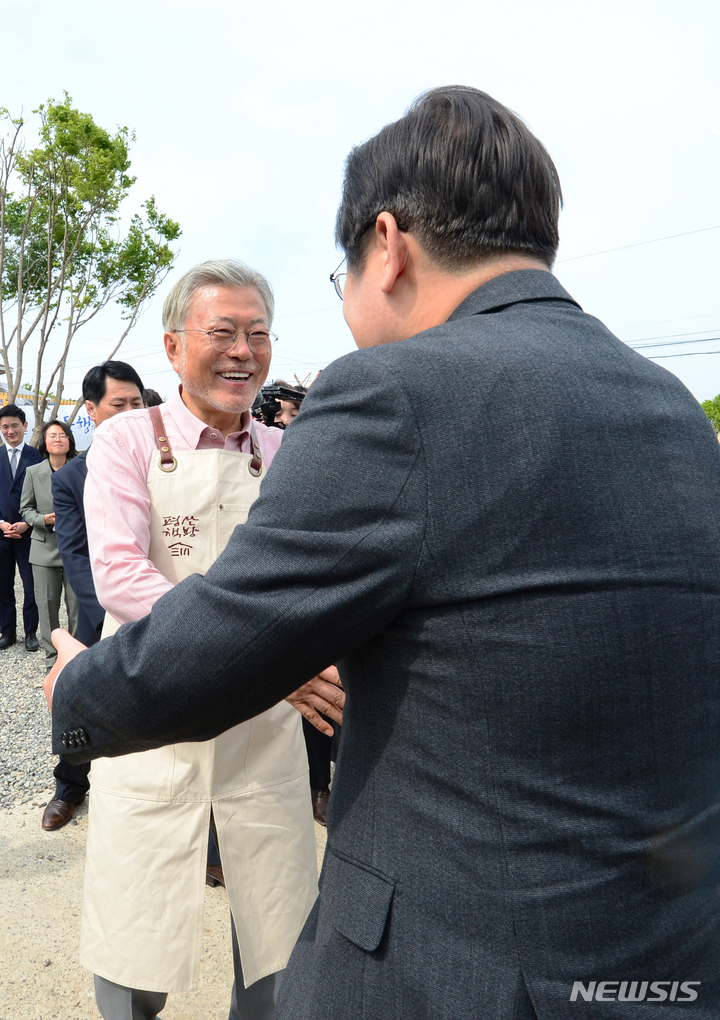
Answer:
[
  {"left": 32, "top": 563, "right": 78, "bottom": 663},
  {"left": 94, "top": 917, "right": 282, "bottom": 1020}
]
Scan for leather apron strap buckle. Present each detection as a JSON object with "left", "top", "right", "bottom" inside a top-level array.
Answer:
[{"left": 148, "top": 405, "right": 177, "bottom": 472}]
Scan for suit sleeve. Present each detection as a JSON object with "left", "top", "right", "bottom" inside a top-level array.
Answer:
[
  {"left": 19, "top": 469, "right": 47, "bottom": 530},
  {"left": 52, "top": 466, "right": 105, "bottom": 633},
  {"left": 51, "top": 353, "right": 427, "bottom": 761}
]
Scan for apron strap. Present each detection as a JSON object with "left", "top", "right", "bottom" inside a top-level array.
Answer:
[
  {"left": 148, "top": 405, "right": 177, "bottom": 473},
  {"left": 149, "top": 404, "right": 262, "bottom": 476},
  {"left": 248, "top": 420, "right": 263, "bottom": 476}
]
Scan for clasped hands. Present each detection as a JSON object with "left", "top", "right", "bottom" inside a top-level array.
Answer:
[
  {"left": 43, "top": 628, "right": 344, "bottom": 735},
  {"left": 0, "top": 520, "right": 29, "bottom": 540}
]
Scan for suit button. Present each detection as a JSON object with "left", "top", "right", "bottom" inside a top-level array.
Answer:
[
  {"left": 61, "top": 731, "right": 68, "bottom": 747},
  {"left": 78, "top": 729, "right": 87, "bottom": 745}
]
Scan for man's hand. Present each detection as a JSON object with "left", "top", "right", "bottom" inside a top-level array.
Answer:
[
  {"left": 1, "top": 521, "right": 21, "bottom": 539},
  {"left": 285, "top": 666, "right": 344, "bottom": 736},
  {"left": 43, "top": 628, "right": 87, "bottom": 711},
  {"left": 44, "top": 513, "right": 56, "bottom": 527}
]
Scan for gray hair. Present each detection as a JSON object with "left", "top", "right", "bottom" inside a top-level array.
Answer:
[{"left": 162, "top": 259, "right": 275, "bottom": 331}]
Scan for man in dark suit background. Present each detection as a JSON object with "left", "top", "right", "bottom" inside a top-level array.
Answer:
[
  {"left": 0, "top": 403, "right": 42, "bottom": 651},
  {"left": 43, "top": 362, "right": 145, "bottom": 831},
  {"left": 49, "top": 87, "right": 720, "bottom": 1017}
]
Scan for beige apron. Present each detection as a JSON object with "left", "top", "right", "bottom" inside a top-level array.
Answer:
[{"left": 80, "top": 417, "right": 318, "bottom": 992}]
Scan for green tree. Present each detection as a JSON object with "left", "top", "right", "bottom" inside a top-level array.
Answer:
[
  {"left": 701, "top": 395, "right": 720, "bottom": 433},
  {"left": 0, "top": 94, "right": 181, "bottom": 441}
]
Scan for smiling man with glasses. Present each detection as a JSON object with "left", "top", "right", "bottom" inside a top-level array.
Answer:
[{"left": 68, "top": 259, "right": 339, "bottom": 1020}]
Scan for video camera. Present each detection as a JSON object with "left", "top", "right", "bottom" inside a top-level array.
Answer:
[{"left": 252, "top": 384, "right": 306, "bottom": 428}]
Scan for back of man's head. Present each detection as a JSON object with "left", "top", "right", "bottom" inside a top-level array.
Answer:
[
  {"left": 82, "top": 361, "right": 144, "bottom": 405},
  {"left": 336, "top": 86, "right": 562, "bottom": 272},
  {"left": 142, "top": 388, "right": 164, "bottom": 408}
]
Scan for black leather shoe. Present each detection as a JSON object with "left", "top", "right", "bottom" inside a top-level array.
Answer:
[
  {"left": 0, "top": 632, "right": 16, "bottom": 649},
  {"left": 24, "top": 632, "right": 40, "bottom": 651},
  {"left": 41, "top": 795, "right": 85, "bottom": 831}
]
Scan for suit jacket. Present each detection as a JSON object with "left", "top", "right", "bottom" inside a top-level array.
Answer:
[
  {"left": 0, "top": 442, "right": 42, "bottom": 524},
  {"left": 52, "top": 270, "right": 720, "bottom": 1017},
  {"left": 52, "top": 451, "right": 104, "bottom": 645},
  {"left": 20, "top": 459, "right": 63, "bottom": 567}
]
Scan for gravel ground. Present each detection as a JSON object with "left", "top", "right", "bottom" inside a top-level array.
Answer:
[
  {"left": 0, "top": 578, "right": 328, "bottom": 1019},
  {"left": 0, "top": 578, "right": 58, "bottom": 812}
]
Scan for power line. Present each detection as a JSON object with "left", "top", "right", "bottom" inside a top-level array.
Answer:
[
  {"left": 629, "top": 334, "right": 720, "bottom": 350},
  {"left": 558, "top": 224, "right": 720, "bottom": 263},
  {"left": 647, "top": 350, "right": 720, "bottom": 360}
]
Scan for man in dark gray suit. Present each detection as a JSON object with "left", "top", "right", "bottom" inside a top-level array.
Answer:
[{"left": 48, "top": 87, "right": 720, "bottom": 1017}]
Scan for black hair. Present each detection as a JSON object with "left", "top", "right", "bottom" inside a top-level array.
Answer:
[
  {"left": 0, "top": 403, "right": 27, "bottom": 424},
  {"left": 39, "top": 419, "right": 77, "bottom": 460},
  {"left": 142, "top": 388, "right": 164, "bottom": 408},
  {"left": 82, "top": 361, "right": 144, "bottom": 404},
  {"left": 335, "top": 85, "right": 562, "bottom": 271}
]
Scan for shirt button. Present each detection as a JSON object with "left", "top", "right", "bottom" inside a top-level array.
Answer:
[{"left": 210, "top": 432, "right": 219, "bottom": 440}]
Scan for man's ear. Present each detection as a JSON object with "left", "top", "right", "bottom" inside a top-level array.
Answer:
[
  {"left": 164, "top": 331, "right": 182, "bottom": 372},
  {"left": 374, "top": 212, "right": 409, "bottom": 295},
  {"left": 85, "top": 400, "right": 97, "bottom": 424}
]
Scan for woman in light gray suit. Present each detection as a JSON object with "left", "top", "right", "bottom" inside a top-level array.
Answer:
[{"left": 20, "top": 420, "right": 78, "bottom": 664}]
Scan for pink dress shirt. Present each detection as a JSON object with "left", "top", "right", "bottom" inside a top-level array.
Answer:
[{"left": 85, "top": 386, "right": 283, "bottom": 624}]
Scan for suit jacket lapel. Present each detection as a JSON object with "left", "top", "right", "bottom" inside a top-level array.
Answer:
[
  {"left": 18, "top": 445, "right": 35, "bottom": 470},
  {"left": 0, "top": 447, "right": 11, "bottom": 488},
  {"left": 36, "top": 460, "right": 53, "bottom": 504}
]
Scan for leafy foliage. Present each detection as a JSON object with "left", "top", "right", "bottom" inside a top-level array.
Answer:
[
  {"left": 0, "top": 94, "right": 181, "bottom": 439},
  {"left": 701, "top": 395, "right": 720, "bottom": 434}
]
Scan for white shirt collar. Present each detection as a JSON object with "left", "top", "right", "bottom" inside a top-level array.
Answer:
[{"left": 5, "top": 440, "right": 24, "bottom": 459}]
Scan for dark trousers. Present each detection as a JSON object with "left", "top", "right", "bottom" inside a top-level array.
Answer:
[
  {"left": 302, "top": 717, "right": 341, "bottom": 790},
  {"left": 0, "top": 530, "right": 38, "bottom": 636},
  {"left": 76, "top": 600, "right": 103, "bottom": 647},
  {"left": 53, "top": 597, "right": 101, "bottom": 802},
  {"left": 53, "top": 757, "right": 90, "bottom": 802},
  {"left": 208, "top": 824, "right": 222, "bottom": 868}
]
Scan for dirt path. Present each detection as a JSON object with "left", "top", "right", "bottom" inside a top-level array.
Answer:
[{"left": 0, "top": 800, "right": 327, "bottom": 1020}]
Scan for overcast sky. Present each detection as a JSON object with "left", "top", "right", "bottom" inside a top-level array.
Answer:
[{"left": 2, "top": 0, "right": 719, "bottom": 404}]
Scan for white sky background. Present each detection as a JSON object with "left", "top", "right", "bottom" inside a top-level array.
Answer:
[{"left": 1, "top": 0, "right": 719, "bottom": 403}]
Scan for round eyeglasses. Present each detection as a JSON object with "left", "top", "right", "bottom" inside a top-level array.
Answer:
[
  {"left": 173, "top": 327, "right": 277, "bottom": 354},
  {"left": 330, "top": 258, "right": 347, "bottom": 300}
]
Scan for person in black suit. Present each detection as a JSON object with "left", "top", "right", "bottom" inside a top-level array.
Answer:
[
  {"left": 0, "top": 403, "right": 42, "bottom": 651},
  {"left": 43, "top": 362, "right": 145, "bottom": 831},
  {"left": 49, "top": 87, "right": 720, "bottom": 1017}
]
